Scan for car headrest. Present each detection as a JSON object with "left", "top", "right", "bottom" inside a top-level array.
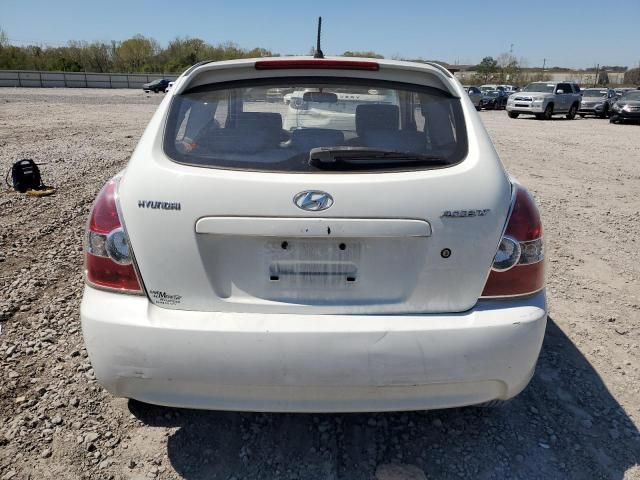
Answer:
[
  {"left": 202, "top": 128, "right": 274, "bottom": 154},
  {"left": 359, "top": 130, "right": 426, "bottom": 153},
  {"left": 355, "top": 104, "right": 399, "bottom": 136},
  {"left": 234, "top": 112, "right": 283, "bottom": 132},
  {"left": 290, "top": 128, "right": 345, "bottom": 150}
]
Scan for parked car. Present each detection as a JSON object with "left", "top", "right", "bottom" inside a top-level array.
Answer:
[
  {"left": 81, "top": 57, "right": 546, "bottom": 412},
  {"left": 142, "top": 78, "right": 170, "bottom": 93},
  {"left": 282, "top": 86, "right": 400, "bottom": 132},
  {"left": 614, "top": 88, "right": 634, "bottom": 96},
  {"left": 610, "top": 90, "right": 640, "bottom": 124},
  {"left": 480, "top": 84, "right": 514, "bottom": 93},
  {"left": 480, "top": 90, "right": 509, "bottom": 110},
  {"left": 506, "top": 81, "right": 581, "bottom": 120},
  {"left": 578, "top": 88, "right": 617, "bottom": 118},
  {"left": 266, "top": 87, "right": 293, "bottom": 102},
  {"left": 463, "top": 85, "right": 482, "bottom": 110},
  {"left": 480, "top": 84, "right": 500, "bottom": 92}
]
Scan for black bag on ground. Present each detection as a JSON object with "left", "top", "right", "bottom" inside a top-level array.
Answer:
[{"left": 8, "top": 159, "right": 43, "bottom": 192}]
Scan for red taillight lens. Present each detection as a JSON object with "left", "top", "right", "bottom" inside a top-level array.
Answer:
[
  {"left": 481, "top": 187, "right": 544, "bottom": 297},
  {"left": 85, "top": 179, "right": 142, "bottom": 294},
  {"left": 255, "top": 59, "right": 380, "bottom": 71}
]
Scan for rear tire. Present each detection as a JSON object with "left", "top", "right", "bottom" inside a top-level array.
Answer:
[
  {"left": 542, "top": 104, "right": 553, "bottom": 120},
  {"left": 508, "top": 111, "right": 519, "bottom": 119},
  {"left": 566, "top": 103, "right": 578, "bottom": 120}
]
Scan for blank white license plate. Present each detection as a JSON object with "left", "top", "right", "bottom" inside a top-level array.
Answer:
[{"left": 265, "top": 239, "right": 362, "bottom": 285}]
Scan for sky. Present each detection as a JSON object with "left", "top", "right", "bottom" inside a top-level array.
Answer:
[{"left": 2, "top": 0, "right": 639, "bottom": 69}]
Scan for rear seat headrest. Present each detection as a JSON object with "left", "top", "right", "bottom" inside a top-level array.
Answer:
[
  {"left": 290, "top": 128, "right": 345, "bottom": 150},
  {"left": 355, "top": 104, "right": 399, "bottom": 136},
  {"left": 234, "top": 112, "right": 283, "bottom": 132}
]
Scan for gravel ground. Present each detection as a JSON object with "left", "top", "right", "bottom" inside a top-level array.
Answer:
[{"left": 0, "top": 88, "right": 639, "bottom": 480}]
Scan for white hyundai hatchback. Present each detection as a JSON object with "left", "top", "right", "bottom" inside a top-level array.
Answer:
[{"left": 81, "top": 57, "right": 546, "bottom": 412}]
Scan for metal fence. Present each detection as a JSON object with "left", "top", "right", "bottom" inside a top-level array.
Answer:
[{"left": 0, "top": 70, "right": 179, "bottom": 89}]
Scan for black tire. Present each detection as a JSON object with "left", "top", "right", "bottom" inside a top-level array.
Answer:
[
  {"left": 475, "top": 105, "right": 481, "bottom": 111},
  {"left": 508, "top": 111, "right": 519, "bottom": 119},
  {"left": 609, "top": 115, "right": 618, "bottom": 124},
  {"left": 542, "top": 104, "right": 553, "bottom": 120},
  {"left": 566, "top": 103, "right": 578, "bottom": 120}
]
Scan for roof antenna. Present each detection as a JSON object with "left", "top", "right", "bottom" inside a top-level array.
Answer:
[{"left": 314, "top": 17, "right": 324, "bottom": 59}]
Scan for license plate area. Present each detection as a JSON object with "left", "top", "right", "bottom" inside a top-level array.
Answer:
[{"left": 266, "top": 239, "right": 361, "bottom": 286}]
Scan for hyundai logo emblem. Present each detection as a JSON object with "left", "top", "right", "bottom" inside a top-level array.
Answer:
[{"left": 293, "top": 191, "right": 334, "bottom": 212}]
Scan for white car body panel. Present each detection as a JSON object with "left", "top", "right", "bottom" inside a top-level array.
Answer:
[
  {"left": 118, "top": 58, "right": 511, "bottom": 314},
  {"left": 81, "top": 57, "right": 547, "bottom": 411},
  {"left": 82, "top": 286, "right": 546, "bottom": 412}
]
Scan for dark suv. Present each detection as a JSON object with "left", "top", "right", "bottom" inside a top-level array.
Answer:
[
  {"left": 142, "top": 79, "right": 170, "bottom": 93},
  {"left": 610, "top": 90, "right": 640, "bottom": 124}
]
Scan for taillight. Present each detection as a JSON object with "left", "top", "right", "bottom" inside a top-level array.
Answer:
[
  {"left": 85, "top": 179, "right": 143, "bottom": 294},
  {"left": 481, "top": 187, "right": 544, "bottom": 297},
  {"left": 255, "top": 59, "right": 380, "bottom": 71}
]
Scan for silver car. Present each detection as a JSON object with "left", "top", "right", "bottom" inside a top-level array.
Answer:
[{"left": 464, "top": 86, "right": 482, "bottom": 111}]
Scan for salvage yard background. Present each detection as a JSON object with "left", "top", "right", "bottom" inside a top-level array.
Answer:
[{"left": 0, "top": 88, "right": 639, "bottom": 480}]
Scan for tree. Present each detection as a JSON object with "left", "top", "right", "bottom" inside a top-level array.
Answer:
[
  {"left": 114, "top": 35, "right": 159, "bottom": 72},
  {"left": 474, "top": 56, "right": 498, "bottom": 84},
  {"left": 0, "top": 27, "right": 8, "bottom": 48},
  {"left": 496, "top": 52, "right": 522, "bottom": 84},
  {"left": 624, "top": 68, "right": 640, "bottom": 85},
  {"left": 162, "top": 37, "right": 208, "bottom": 71},
  {"left": 342, "top": 51, "right": 384, "bottom": 59},
  {"left": 597, "top": 70, "right": 609, "bottom": 86}
]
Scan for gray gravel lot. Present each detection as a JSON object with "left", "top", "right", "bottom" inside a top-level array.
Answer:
[{"left": 0, "top": 88, "right": 639, "bottom": 480}]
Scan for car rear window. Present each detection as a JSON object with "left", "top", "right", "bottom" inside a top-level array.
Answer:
[{"left": 164, "top": 77, "right": 468, "bottom": 173}]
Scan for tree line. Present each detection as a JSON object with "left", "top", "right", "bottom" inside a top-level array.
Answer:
[
  {"left": 0, "top": 31, "right": 275, "bottom": 73},
  {"left": 471, "top": 55, "right": 640, "bottom": 86},
  {"left": 1, "top": 28, "right": 638, "bottom": 84}
]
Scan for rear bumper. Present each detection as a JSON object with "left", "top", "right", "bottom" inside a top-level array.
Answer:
[{"left": 81, "top": 286, "right": 547, "bottom": 412}]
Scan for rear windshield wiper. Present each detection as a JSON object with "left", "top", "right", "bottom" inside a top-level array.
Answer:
[{"left": 308, "top": 147, "right": 449, "bottom": 170}]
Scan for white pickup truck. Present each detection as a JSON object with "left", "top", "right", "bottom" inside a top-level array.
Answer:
[{"left": 506, "top": 81, "right": 582, "bottom": 120}]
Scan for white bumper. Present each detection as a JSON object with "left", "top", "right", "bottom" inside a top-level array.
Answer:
[
  {"left": 506, "top": 102, "right": 545, "bottom": 113},
  {"left": 81, "top": 286, "right": 547, "bottom": 412}
]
